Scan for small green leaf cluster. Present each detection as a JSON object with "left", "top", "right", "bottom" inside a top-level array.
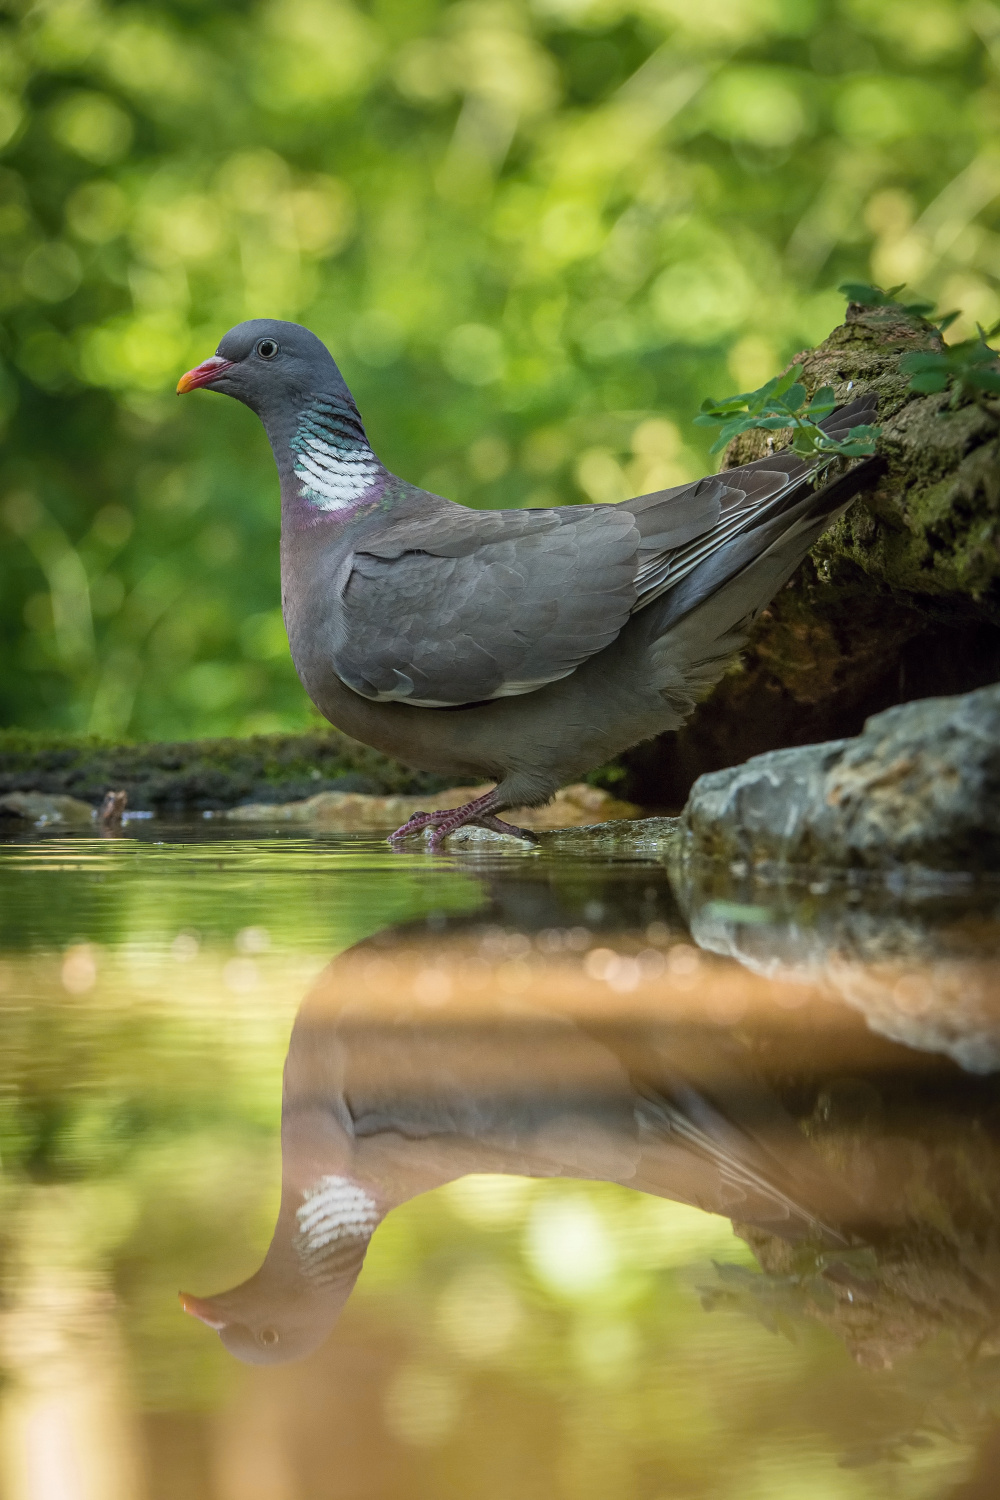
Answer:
[
  {"left": 839, "top": 280, "right": 938, "bottom": 318},
  {"left": 838, "top": 281, "right": 961, "bottom": 334},
  {"left": 698, "top": 1246, "right": 879, "bottom": 1337},
  {"left": 900, "top": 321, "right": 1000, "bottom": 409},
  {"left": 695, "top": 365, "right": 880, "bottom": 460}
]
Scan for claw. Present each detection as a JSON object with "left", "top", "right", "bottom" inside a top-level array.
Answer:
[
  {"left": 388, "top": 790, "right": 537, "bottom": 850},
  {"left": 387, "top": 809, "right": 434, "bottom": 843}
]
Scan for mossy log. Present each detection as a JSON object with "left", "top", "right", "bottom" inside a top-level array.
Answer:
[
  {"left": 620, "top": 302, "right": 1000, "bottom": 810},
  {"left": 0, "top": 727, "right": 449, "bottom": 812}
]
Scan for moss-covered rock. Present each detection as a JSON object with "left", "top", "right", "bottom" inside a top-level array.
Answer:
[
  {"left": 621, "top": 303, "right": 1000, "bottom": 809},
  {"left": 0, "top": 727, "right": 449, "bottom": 812}
]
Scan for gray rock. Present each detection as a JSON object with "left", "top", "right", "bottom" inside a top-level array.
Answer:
[
  {"left": 0, "top": 790, "right": 95, "bottom": 826},
  {"left": 441, "top": 817, "right": 682, "bottom": 855},
  {"left": 676, "top": 873, "right": 1000, "bottom": 1074},
  {"left": 441, "top": 825, "right": 537, "bottom": 849},
  {"left": 682, "top": 682, "right": 1000, "bottom": 874},
  {"left": 540, "top": 817, "right": 682, "bottom": 857}
]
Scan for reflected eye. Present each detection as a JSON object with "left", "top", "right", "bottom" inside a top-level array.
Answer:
[
  {"left": 258, "top": 1327, "right": 279, "bottom": 1346},
  {"left": 255, "top": 338, "right": 279, "bottom": 360}
]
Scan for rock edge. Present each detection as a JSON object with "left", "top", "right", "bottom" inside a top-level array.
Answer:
[{"left": 682, "top": 681, "right": 1000, "bottom": 874}]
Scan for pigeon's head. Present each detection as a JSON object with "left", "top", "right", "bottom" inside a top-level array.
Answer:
[
  {"left": 177, "top": 318, "right": 354, "bottom": 418},
  {"left": 179, "top": 1277, "right": 357, "bottom": 1366},
  {"left": 180, "top": 1167, "right": 380, "bottom": 1365}
]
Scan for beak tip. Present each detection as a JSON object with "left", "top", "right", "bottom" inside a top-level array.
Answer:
[
  {"left": 179, "top": 1292, "right": 227, "bottom": 1330},
  {"left": 176, "top": 356, "right": 231, "bottom": 396}
]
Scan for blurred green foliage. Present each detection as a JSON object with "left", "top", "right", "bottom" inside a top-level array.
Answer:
[
  {"left": 694, "top": 364, "right": 879, "bottom": 455},
  {"left": 0, "top": 0, "right": 997, "bottom": 738}
]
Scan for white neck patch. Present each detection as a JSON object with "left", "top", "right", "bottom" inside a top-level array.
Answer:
[
  {"left": 294, "top": 1175, "right": 380, "bottom": 1284},
  {"left": 293, "top": 433, "right": 381, "bottom": 513}
]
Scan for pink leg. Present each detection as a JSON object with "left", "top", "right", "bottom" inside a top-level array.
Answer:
[{"left": 388, "top": 789, "right": 538, "bottom": 850}]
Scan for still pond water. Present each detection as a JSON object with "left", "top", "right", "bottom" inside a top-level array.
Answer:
[{"left": 1, "top": 821, "right": 999, "bottom": 1500}]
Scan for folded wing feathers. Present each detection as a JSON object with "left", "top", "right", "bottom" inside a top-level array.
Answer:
[
  {"left": 632, "top": 466, "right": 819, "bottom": 612},
  {"left": 337, "top": 503, "right": 639, "bottom": 706}
]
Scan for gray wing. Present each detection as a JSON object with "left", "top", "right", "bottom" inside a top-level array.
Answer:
[{"left": 332, "top": 501, "right": 640, "bottom": 708}]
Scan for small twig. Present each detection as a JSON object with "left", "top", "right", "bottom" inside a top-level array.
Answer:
[{"left": 98, "top": 790, "right": 128, "bottom": 827}]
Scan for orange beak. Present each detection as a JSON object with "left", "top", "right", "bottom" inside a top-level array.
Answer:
[
  {"left": 176, "top": 356, "right": 233, "bottom": 394},
  {"left": 179, "top": 1292, "right": 228, "bottom": 1329}
]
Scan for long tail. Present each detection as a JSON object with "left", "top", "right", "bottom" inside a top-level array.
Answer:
[{"left": 635, "top": 1081, "right": 856, "bottom": 1246}]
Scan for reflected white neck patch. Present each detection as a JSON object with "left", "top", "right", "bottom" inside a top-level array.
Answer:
[{"left": 294, "top": 1175, "right": 379, "bottom": 1284}]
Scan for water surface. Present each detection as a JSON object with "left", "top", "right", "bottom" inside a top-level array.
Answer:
[{"left": 2, "top": 822, "right": 1000, "bottom": 1499}]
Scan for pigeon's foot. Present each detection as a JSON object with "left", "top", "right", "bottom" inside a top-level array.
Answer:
[{"left": 388, "top": 791, "right": 539, "bottom": 851}]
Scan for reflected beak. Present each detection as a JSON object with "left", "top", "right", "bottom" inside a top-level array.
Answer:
[
  {"left": 179, "top": 1292, "right": 228, "bottom": 1330},
  {"left": 176, "top": 356, "right": 233, "bottom": 394}
]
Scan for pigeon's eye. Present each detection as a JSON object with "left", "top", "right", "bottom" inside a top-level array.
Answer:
[
  {"left": 255, "top": 338, "right": 279, "bottom": 360},
  {"left": 258, "top": 1327, "right": 279, "bottom": 1346}
]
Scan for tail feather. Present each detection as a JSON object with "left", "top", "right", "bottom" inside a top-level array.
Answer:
[
  {"left": 636, "top": 1085, "right": 855, "bottom": 1245},
  {"left": 643, "top": 452, "right": 884, "bottom": 706},
  {"left": 628, "top": 393, "right": 879, "bottom": 618}
]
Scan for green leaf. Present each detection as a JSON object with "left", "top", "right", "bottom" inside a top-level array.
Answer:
[
  {"left": 791, "top": 426, "right": 820, "bottom": 454},
  {"left": 899, "top": 351, "right": 948, "bottom": 374},
  {"left": 815, "top": 422, "right": 880, "bottom": 456},
  {"left": 698, "top": 394, "right": 750, "bottom": 416},
  {"left": 805, "top": 386, "right": 836, "bottom": 417},
  {"left": 838, "top": 281, "right": 935, "bottom": 317},
  {"left": 908, "top": 370, "right": 951, "bottom": 392},
  {"left": 753, "top": 415, "right": 797, "bottom": 430},
  {"left": 769, "top": 364, "right": 804, "bottom": 400},
  {"left": 839, "top": 281, "right": 886, "bottom": 305}
]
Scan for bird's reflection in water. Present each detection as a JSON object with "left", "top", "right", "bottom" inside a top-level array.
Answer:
[{"left": 182, "top": 872, "right": 1000, "bottom": 1403}]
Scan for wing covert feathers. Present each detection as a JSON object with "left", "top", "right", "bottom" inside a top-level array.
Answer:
[{"left": 334, "top": 502, "right": 639, "bottom": 707}]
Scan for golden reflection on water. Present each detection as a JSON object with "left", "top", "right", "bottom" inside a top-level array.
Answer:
[{"left": 1, "top": 826, "right": 999, "bottom": 1498}]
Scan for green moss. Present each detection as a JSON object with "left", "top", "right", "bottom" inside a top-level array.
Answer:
[
  {"left": 0, "top": 729, "right": 448, "bottom": 812},
  {"left": 724, "top": 302, "right": 1000, "bottom": 618}
]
